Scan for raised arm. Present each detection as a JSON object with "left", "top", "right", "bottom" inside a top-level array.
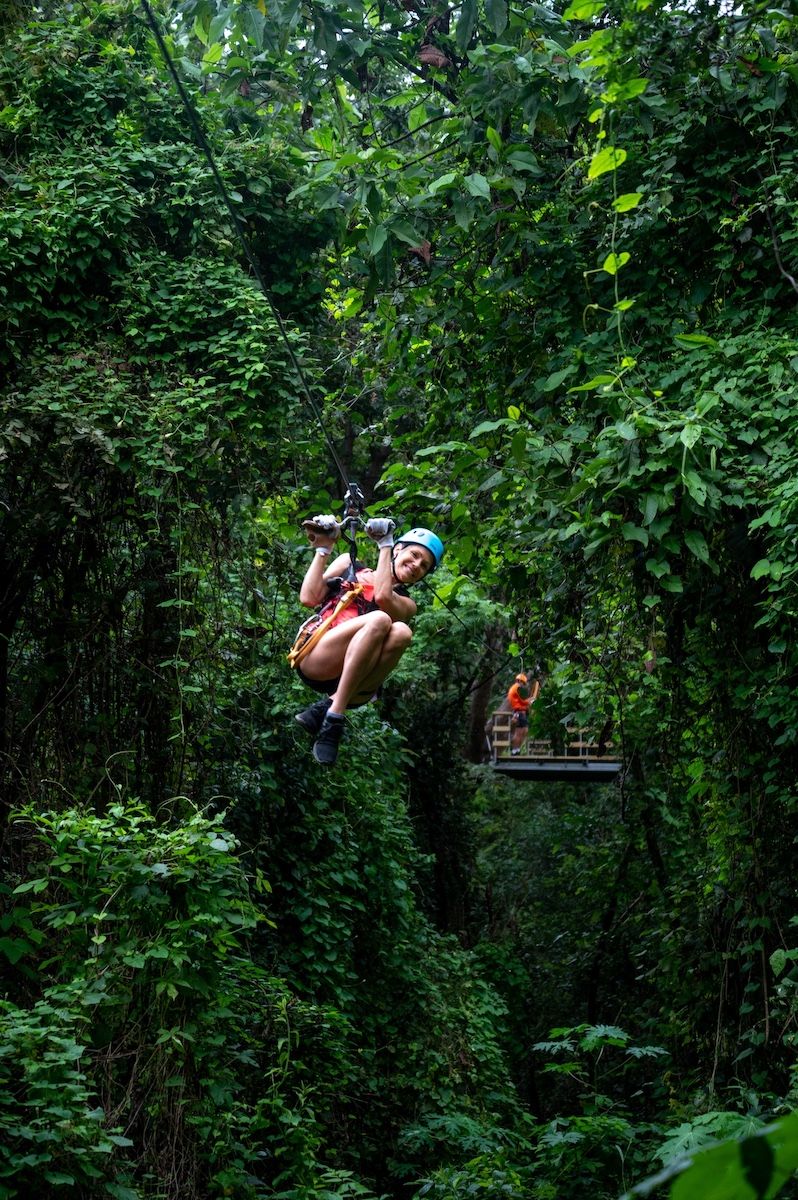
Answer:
[
  {"left": 366, "top": 519, "right": 417, "bottom": 622},
  {"left": 298, "top": 515, "right": 350, "bottom": 608},
  {"left": 373, "top": 543, "right": 417, "bottom": 621}
]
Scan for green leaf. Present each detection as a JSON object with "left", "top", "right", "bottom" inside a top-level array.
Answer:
[
  {"left": 454, "top": 196, "right": 474, "bottom": 229},
  {"left": 544, "top": 366, "right": 575, "bottom": 391},
  {"left": 365, "top": 225, "right": 387, "bottom": 256},
  {"left": 661, "top": 575, "right": 684, "bottom": 593},
  {"left": 602, "top": 251, "right": 631, "bottom": 275},
  {"left": 568, "top": 374, "right": 616, "bottom": 392},
  {"left": 456, "top": 0, "right": 478, "bottom": 53},
  {"left": 470, "top": 418, "right": 511, "bottom": 437},
  {"left": 408, "top": 103, "right": 428, "bottom": 132},
  {"left": 390, "top": 220, "right": 425, "bottom": 246},
  {"left": 588, "top": 145, "right": 627, "bottom": 179},
  {"left": 680, "top": 422, "right": 701, "bottom": 449},
  {"left": 613, "top": 192, "right": 643, "bottom": 212},
  {"left": 602, "top": 77, "right": 649, "bottom": 103},
  {"left": 770, "top": 949, "right": 787, "bottom": 977},
  {"left": 683, "top": 469, "right": 707, "bottom": 505},
  {"left": 507, "top": 150, "right": 542, "bottom": 174},
  {"left": 486, "top": 126, "right": 503, "bottom": 153},
  {"left": 240, "top": 5, "right": 266, "bottom": 47},
  {"left": 0, "top": 936, "right": 31, "bottom": 964},
  {"left": 563, "top": 0, "right": 604, "bottom": 17},
  {"left": 209, "top": 7, "right": 234, "bottom": 45},
  {"left": 684, "top": 530, "right": 710, "bottom": 563},
  {"left": 201, "top": 42, "right": 223, "bottom": 68},
  {"left": 485, "top": 0, "right": 508, "bottom": 35},
  {"left": 465, "top": 173, "right": 491, "bottom": 199},
  {"left": 105, "top": 1184, "right": 141, "bottom": 1200},
  {"left": 623, "top": 523, "right": 649, "bottom": 547},
  {"left": 674, "top": 332, "right": 719, "bottom": 349},
  {"left": 428, "top": 172, "right": 458, "bottom": 195},
  {"left": 630, "top": 1112, "right": 798, "bottom": 1200}
]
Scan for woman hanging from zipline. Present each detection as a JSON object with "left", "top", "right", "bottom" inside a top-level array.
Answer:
[{"left": 288, "top": 515, "right": 444, "bottom": 766}]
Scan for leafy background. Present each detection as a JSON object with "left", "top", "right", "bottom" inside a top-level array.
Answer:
[{"left": 1, "top": 0, "right": 798, "bottom": 1197}]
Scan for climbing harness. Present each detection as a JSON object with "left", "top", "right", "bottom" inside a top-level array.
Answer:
[
  {"left": 286, "top": 581, "right": 366, "bottom": 670},
  {"left": 287, "top": 483, "right": 370, "bottom": 669}
]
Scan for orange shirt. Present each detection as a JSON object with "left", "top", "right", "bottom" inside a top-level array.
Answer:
[{"left": 507, "top": 683, "right": 530, "bottom": 713}]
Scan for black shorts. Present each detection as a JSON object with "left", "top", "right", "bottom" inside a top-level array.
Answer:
[
  {"left": 511, "top": 711, "right": 528, "bottom": 728},
  {"left": 297, "top": 666, "right": 339, "bottom": 696},
  {"left": 296, "top": 666, "right": 373, "bottom": 709}
]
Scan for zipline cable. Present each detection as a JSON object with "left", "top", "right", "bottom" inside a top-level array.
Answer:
[
  {"left": 419, "top": 574, "right": 538, "bottom": 696},
  {"left": 140, "top": 3, "right": 536, "bottom": 700},
  {"left": 139, "top": 0, "right": 352, "bottom": 497}
]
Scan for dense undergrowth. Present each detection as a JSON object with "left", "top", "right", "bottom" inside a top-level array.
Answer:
[{"left": 2, "top": 1, "right": 798, "bottom": 1198}]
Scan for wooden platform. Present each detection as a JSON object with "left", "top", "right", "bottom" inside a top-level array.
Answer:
[
  {"left": 493, "top": 757, "right": 621, "bottom": 783},
  {"left": 488, "top": 712, "right": 621, "bottom": 784}
]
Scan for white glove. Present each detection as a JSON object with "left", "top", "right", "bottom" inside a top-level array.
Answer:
[
  {"left": 302, "top": 514, "right": 341, "bottom": 545},
  {"left": 365, "top": 517, "right": 396, "bottom": 549}
]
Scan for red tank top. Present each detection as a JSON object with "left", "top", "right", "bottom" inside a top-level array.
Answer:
[{"left": 321, "top": 568, "right": 379, "bottom": 628}]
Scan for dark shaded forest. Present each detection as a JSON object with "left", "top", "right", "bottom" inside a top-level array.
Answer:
[{"left": 2, "top": 0, "right": 798, "bottom": 1197}]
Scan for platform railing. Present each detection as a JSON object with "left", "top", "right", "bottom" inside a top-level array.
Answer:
[{"left": 489, "top": 711, "right": 617, "bottom": 763}]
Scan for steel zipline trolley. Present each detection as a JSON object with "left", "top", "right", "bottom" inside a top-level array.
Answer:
[{"left": 488, "top": 713, "right": 622, "bottom": 784}]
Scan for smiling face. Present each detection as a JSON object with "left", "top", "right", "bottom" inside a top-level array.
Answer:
[{"left": 393, "top": 543, "right": 435, "bottom": 585}]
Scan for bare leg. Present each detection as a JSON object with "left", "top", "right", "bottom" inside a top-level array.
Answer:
[
  {"left": 328, "top": 612, "right": 391, "bottom": 711},
  {"left": 300, "top": 611, "right": 413, "bottom": 713},
  {"left": 300, "top": 611, "right": 392, "bottom": 685},
  {"left": 340, "top": 622, "right": 413, "bottom": 707},
  {"left": 304, "top": 614, "right": 413, "bottom": 766}
]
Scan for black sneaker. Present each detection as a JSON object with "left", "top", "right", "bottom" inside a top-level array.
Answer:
[
  {"left": 295, "top": 696, "right": 332, "bottom": 736},
  {"left": 313, "top": 715, "right": 345, "bottom": 766}
]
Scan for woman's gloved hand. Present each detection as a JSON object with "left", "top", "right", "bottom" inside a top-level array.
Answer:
[
  {"left": 365, "top": 517, "right": 396, "bottom": 549},
  {"left": 302, "top": 514, "right": 341, "bottom": 549}
]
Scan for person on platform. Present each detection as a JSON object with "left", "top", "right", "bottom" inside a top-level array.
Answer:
[{"left": 506, "top": 671, "right": 540, "bottom": 756}]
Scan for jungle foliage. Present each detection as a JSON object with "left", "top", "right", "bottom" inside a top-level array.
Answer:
[{"left": 2, "top": 0, "right": 798, "bottom": 1198}]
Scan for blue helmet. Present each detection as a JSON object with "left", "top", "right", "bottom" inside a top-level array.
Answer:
[{"left": 396, "top": 527, "right": 445, "bottom": 572}]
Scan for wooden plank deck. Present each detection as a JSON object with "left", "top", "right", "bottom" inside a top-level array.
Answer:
[{"left": 493, "top": 757, "right": 621, "bottom": 783}]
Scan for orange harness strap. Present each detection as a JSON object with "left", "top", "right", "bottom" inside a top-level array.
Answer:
[{"left": 286, "top": 583, "right": 365, "bottom": 671}]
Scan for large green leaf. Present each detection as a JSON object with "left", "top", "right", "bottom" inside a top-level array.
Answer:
[
  {"left": 628, "top": 1113, "right": 798, "bottom": 1200},
  {"left": 456, "top": 0, "right": 478, "bottom": 53},
  {"left": 465, "top": 172, "right": 491, "bottom": 198},
  {"left": 486, "top": 0, "right": 508, "bottom": 36},
  {"left": 588, "top": 145, "right": 627, "bottom": 178}
]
